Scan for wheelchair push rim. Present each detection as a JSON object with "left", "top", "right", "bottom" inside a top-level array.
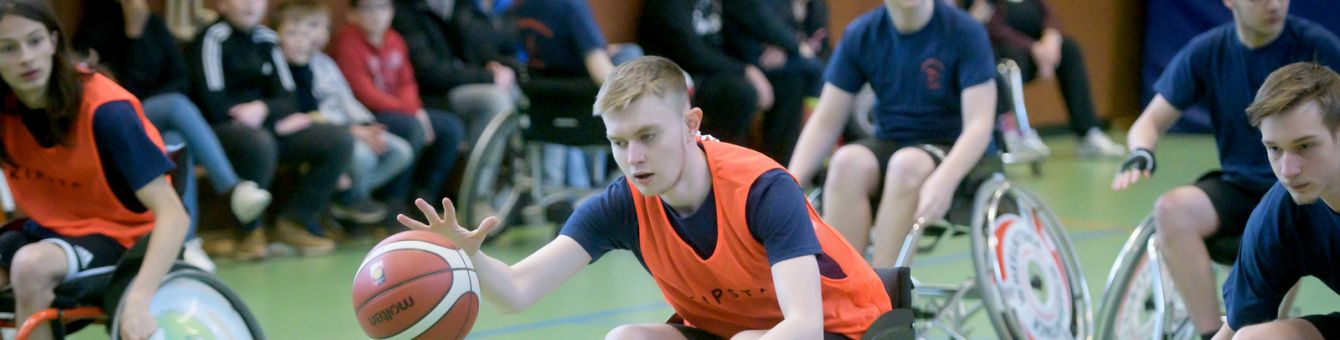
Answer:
[
  {"left": 1095, "top": 217, "right": 1193, "bottom": 340},
  {"left": 111, "top": 267, "right": 264, "bottom": 340},
  {"left": 971, "top": 176, "right": 1092, "bottom": 340},
  {"left": 458, "top": 109, "right": 530, "bottom": 239}
]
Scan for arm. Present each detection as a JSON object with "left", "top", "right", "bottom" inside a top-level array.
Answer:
[
  {"left": 1126, "top": 95, "right": 1181, "bottom": 151},
  {"left": 152, "top": 17, "right": 192, "bottom": 97},
  {"left": 330, "top": 38, "right": 415, "bottom": 114},
  {"left": 787, "top": 84, "right": 854, "bottom": 187},
  {"left": 470, "top": 237, "right": 590, "bottom": 313},
  {"left": 933, "top": 81, "right": 995, "bottom": 187},
  {"left": 397, "top": 198, "right": 590, "bottom": 313},
  {"left": 118, "top": 176, "right": 189, "bottom": 338},
  {"left": 395, "top": 40, "right": 425, "bottom": 113},
  {"left": 985, "top": 6, "right": 1037, "bottom": 51},
  {"left": 583, "top": 49, "right": 615, "bottom": 85},
  {"left": 186, "top": 33, "right": 235, "bottom": 123},
  {"left": 260, "top": 43, "right": 298, "bottom": 128},
  {"left": 393, "top": 10, "right": 494, "bottom": 92},
  {"left": 723, "top": 0, "right": 800, "bottom": 53},
  {"left": 640, "top": 0, "right": 745, "bottom": 75},
  {"left": 731, "top": 256, "right": 824, "bottom": 340}
]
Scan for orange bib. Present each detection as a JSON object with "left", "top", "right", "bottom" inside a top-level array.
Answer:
[
  {"left": 631, "top": 140, "right": 890, "bottom": 338},
  {"left": 2, "top": 73, "right": 166, "bottom": 248}
]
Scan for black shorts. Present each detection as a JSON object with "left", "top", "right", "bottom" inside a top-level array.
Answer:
[
  {"left": 1191, "top": 171, "right": 1271, "bottom": 264},
  {"left": 849, "top": 138, "right": 1001, "bottom": 224},
  {"left": 1301, "top": 312, "right": 1340, "bottom": 338},
  {"left": 0, "top": 220, "right": 127, "bottom": 283},
  {"left": 670, "top": 323, "right": 849, "bottom": 340}
]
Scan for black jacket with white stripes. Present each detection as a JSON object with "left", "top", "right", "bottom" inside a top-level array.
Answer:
[{"left": 186, "top": 20, "right": 298, "bottom": 128}]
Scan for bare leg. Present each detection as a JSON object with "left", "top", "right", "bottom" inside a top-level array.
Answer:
[
  {"left": 823, "top": 145, "right": 882, "bottom": 254},
  {"left": 1235, "top": 319, "right": 1324, "bottom": 340},
  {"left": 1154, "top": 186, "right": 1222, "bottom": 334},
  {"left": 605, "top": 324, "right": 690, "bottom": 340},
  {"left": 11, "top": 243, "right": 69, "bottom": 340},
  {"left": 870, "top": 149, "right": 936, "bottom": 268}
]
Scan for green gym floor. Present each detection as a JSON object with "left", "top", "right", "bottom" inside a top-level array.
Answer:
[{"left": 72, "top": 134, "right": 1340, "bottom": 339}]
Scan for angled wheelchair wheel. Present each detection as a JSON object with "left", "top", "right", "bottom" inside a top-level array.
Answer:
[
  {"left": 970, "top": 175, "right": 1092, "bottom": 339},
  {"left": 458, "top": 109, "right": 532, "bottom": 241},
  {"left": 1095, "top": 217, "right": 1193, "bottom": 340},
  {"left": 111, "top": 267, "right": 264, "bottom": 340}
]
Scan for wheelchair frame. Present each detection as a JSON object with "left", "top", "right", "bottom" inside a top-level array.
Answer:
[
  {"left": 1095, "top": 215, "right": 1303, "bottom": 340},
  {"left": 456, "top": 107, "right": 614, "bottom": 239}
]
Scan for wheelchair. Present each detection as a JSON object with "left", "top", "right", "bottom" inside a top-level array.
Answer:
[
  {"left": 1095, "top": 215, "right": 1302, "bottom": 339},
  {"left": 457, "top": 75, "right": 615, "bottom": 239},
  {"left": 0, "top": 144, "right": 264, "bottom": 340},
  {"left": 0, "top": 234, "right": 265, "bottom": 340},
  {"left": 809, "top": 61, "right": 1091, "bottom": 339}
]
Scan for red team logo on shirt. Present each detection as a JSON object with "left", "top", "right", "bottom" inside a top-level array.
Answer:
[{"left": 921, "top": 58, "right": 944, "bottom": 90}]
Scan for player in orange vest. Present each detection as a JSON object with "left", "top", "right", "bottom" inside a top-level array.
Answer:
[
  {"left": 399, "top": 56, "right": 890, "bottom": 339},
  {"left": 0, "top": 2, "right": 188, "bottom": 339}
]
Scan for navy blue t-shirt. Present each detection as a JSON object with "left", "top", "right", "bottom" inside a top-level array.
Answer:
[
  {"left": 1154, "top": 18, "right": 1340, "bottom": 189},
  {"left": 824, "top": 1, "right": 996, "bottom": 143},
  {"left": 512, "top": 0, "right": 608, "bottom": 77},
  {"left": 1223, "top": 183, "right": 1340, "bottom": 329},
  {"left": 16, "top": 100, "right": 174, "bottom": 212},
  {"left": 560, "top": 168, "right": 827, "bottom": 271}
]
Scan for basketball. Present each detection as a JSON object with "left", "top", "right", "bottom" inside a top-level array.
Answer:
[{"left": 352, "top": 230, "right": 480, "bottom": 339}]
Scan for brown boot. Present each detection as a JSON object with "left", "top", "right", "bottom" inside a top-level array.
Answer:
[
  {"left": 235, "top": 228, "right": 269, "bottom": 261},
  {"left": 275, "top": 218, "right": 336, "bottom": 256},
  {"left": 201, "top": 230, "right": 236, "bottom": 257}
]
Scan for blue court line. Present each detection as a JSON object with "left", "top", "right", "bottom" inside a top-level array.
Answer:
[
  {"left": 468, "top": 227, "right": 1128, "bottom": 338},
  {"left": 468, "top": 302, "right": 670, "bottom": 338}
]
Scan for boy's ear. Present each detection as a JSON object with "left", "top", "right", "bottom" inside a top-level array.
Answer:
[{"left": 685, "top": 107, "right": 703, "bottom": 132}]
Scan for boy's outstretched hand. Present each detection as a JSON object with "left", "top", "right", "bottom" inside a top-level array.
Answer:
[{"left": 396, "top": 198, "right": 500, "bottom": 257}]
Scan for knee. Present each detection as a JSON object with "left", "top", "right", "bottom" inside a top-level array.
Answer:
[
  {"left": 1232, "top": 320, "right": 1319, "bottom": 340},
  {"left": 827, "top": 145, "right": 879, "bottom": 190},
  {"left": 885, "top": 149, "right": 935, "bottom": 192},
  {"left": 605, "top": 324, "right": 661, "bottom": 340},
  {"left": 10, "top": 243, "right": 66, "bottom": 293},
  {"left": 1153, "top": 187, "right": 1212, "bottom": 236}
]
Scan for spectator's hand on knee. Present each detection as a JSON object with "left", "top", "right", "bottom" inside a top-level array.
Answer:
[
  {"left": 416, "top": 109, "right": 437, "bottom": 144},
  {"left": 745, "top": 66, "right": 774, "bottom": 111},
  {"left": 274, "top": 114, "right": 313, "bottom": 136},
  {"left": 228, "top": 101, "right": 269, "bottom": 128},
  {"left": 759, "top": 45, "right": 788, "bottom": 70}
]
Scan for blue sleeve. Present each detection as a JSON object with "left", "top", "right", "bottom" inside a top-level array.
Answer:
[
  {"left": 1223, "top": 185, "right": 1301, "bottom": 330},
  {"left": 1153, "top": 36, "right": 1207, "bottom": 110},
  {"left": 823, "top": 18, "right": 867, "bottom": 93},
  {"left": 746, "top": 169, "right": 823, "bottom": 266},
  {"left": 567, "top": 0, "right": 608, "bottom": 54},
  {"left": 1303, "top": 23, "right": 1340, "bottom": 71},
  {"left": 92, "top": 100, "right": 174, "bottom": 192},
  {"left": 955, "top": 16, "right": 996, "bottom": 89},
  {"left": 558, "top": 177, "right": 638, "bottom": 263}
]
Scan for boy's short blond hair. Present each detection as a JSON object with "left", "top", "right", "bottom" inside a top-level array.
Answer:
[
  {"left": 1247, "top": 62, "right": 1340, "bottom": 130},
  {"left": 593, "top": 56, "right": 690, "bottom": 116},
  {"left": 271, "top": 0, "right": 328, "bottom": 29}
]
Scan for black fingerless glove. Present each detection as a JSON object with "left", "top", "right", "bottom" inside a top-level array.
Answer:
[{"left": 1118, "top": 148, "right": 1156, "bottom": 175}]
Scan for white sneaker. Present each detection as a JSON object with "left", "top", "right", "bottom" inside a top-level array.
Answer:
[
  {"left": 231, "top": 181, "right": 271, "bottom": 224},
  {"left": 1004, "top": 129, "right": 1049, "bottom": 163},
  {"left": 1076, "top": 128, "right": 1126, "bottom": 158},
  {"left": 1022, "top": 130, "right": 1052, "bottom": 157},
  {"left": 182, "top": 237, "right": 217, "bottom": 272}
]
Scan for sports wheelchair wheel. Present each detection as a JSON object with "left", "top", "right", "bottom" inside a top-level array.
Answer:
[
  {"left": 1095, "top": 216, "right": 1194, "bottom": 340},
  {"left": 458, "top": 109, "right": 531, "bottom": 239},
  {"left": 970, "top": 175, "right": 1092, "bottom": 339},
  {"left": 110, "top": 266, "right": 264, "bottom": 340}
]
